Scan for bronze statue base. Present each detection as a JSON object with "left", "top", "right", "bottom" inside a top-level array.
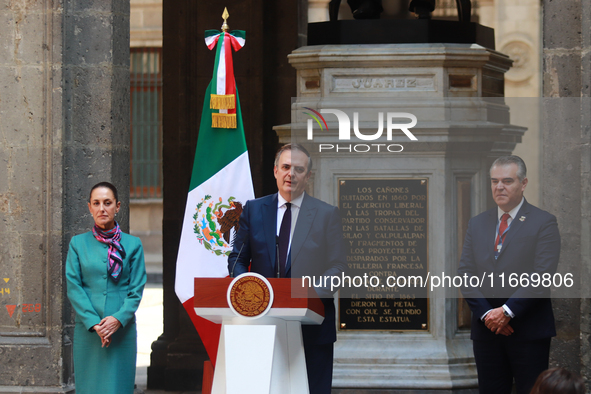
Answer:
[{"left": 307, "top": 19, "right": 495, "bottom": 50}]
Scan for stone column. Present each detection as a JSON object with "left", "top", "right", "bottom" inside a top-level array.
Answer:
[
  {"left": 0, "top": 1, "right": 129, "bottom": 392},
  {"left": 542, "top": 0, "right": 591, "bottom": 386}
]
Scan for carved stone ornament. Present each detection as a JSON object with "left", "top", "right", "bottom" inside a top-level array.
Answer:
[{"left": 501, "top": 40, "right": 533, "bottom": 82}]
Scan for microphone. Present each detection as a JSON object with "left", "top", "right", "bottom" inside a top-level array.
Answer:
[
  {"left": 230, "top": 241, "right": 246, "bottom": 278},
  {"left": 276, "top": 236, "right": 281, "bottom": 278}
]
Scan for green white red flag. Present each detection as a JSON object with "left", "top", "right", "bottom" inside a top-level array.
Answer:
[
  {"left": 175, "top": 28, "right": 253, "bottom": 365},
  {"left": 204, "top": 29, "right": 246, "bottom": 129}
]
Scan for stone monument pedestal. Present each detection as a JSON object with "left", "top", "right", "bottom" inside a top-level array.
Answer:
[{"left": 275, "top": 44, "right": 522, "bottom": 392}]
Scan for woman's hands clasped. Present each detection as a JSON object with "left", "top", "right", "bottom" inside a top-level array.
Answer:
[{"left": 93, "top": 316, "right": 122, "bottom": 348}]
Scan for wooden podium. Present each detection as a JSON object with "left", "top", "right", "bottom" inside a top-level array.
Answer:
[{"left": 194, "top": 274, "right": 325, "bottom": 394}]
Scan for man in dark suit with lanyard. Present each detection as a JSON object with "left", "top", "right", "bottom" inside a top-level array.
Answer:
[
  {"left": 458, "top": 155, "right": 561, "bottom": 394},
  {"left": 228, "top": 143, "right": 347, "bottom": 394}
]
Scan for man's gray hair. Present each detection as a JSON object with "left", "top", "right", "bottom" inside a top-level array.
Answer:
[
  {"left": 490, "top": 155, "right": 527, "bottom": 182},
  {"left": 274, "top": 143, "right": 313, "bottom": 174}
]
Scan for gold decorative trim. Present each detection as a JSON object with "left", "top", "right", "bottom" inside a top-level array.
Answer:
[
  {"left": 212, "top": 113, "right": 237, "bottom": 129},
  {"left": 228, "top": 274, "right": 272, "bottom": 317},
  {"left": 210, "top": 94, "right": 236, "bottom": 110}
]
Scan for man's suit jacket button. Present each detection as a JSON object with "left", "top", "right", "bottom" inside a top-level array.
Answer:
[
  {"left": 103, "top": 275, "right": 107, "bottom": 279},
  {"left": 103, "top": 291, "right": 107, "bottom": 295}
]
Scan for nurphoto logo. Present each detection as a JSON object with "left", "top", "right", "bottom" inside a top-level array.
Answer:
[{"left": 303, "top": 108, "right": 418, "bottom": 153}]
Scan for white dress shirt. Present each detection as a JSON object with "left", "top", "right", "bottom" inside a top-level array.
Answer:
[
  {"left": 495, "top": 197, "right": 525, "bottom": 240},
  {"left": 276, "top": 192, "right": 305, "bottom": 252},
  {"left": 482, "top": 197, "right": 525, "bottom": 320}
]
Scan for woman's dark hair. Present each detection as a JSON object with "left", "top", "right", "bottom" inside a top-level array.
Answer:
[
  {"left": 530, "top": 367, "right": 586, "bottom": 394},
  {"left": 89, "top": 182, "right": 119, "bottom": 203}
]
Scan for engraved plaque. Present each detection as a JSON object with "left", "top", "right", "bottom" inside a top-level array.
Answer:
[
  {"left": 338, "top": 178, "right": 429, "bottom": 331},
  {"left": 332, "top": 76, "right": 436, "bottom": 93}
]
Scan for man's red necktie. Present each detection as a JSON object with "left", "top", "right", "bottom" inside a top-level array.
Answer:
[{"left": 495, "top": 213, "right": 510, "bottom": 252}]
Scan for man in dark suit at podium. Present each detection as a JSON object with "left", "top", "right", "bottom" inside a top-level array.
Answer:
[
  {"left": 458, "top": 155, "right": 561, "bottom": 394},
  {"left": 228, "top": 143, "right": 347, "bottom": 394}
]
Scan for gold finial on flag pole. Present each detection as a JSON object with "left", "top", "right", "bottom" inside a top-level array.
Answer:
[{"left": 221, "top": 7, "right": 230, "bottom": 32}]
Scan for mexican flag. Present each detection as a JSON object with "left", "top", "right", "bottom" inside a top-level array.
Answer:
[{"left": 175, "top": 28, "right": 253, "bottom": 365}]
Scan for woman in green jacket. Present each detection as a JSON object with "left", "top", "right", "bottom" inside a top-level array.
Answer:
[{"left": 66, "top": 182, "right": 147, "bottom": 393}]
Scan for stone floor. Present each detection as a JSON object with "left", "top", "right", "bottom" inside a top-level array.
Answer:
[{"left": 135, "top": 284, "right": 201, "bottom": 394}]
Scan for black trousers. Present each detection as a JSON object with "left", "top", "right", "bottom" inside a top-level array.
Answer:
[
  {"left": 303, "top": 340, "right": 334, "bottom": 394},
  {"left": 473, "top": 337, "right": 551, "bottom": 394}
]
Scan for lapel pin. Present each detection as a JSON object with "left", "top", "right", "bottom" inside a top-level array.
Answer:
[{"left": 519, "top": 216, "right": 526, "bottom": 222}]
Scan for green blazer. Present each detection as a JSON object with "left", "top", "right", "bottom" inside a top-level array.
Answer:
[{"left": 66, "top": 231, "right": 147, "bottom": 330}]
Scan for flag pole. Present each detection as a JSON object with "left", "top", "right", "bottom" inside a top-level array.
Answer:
[{"left": 174, "top": 8, "right": 253, "bottom": 366}]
